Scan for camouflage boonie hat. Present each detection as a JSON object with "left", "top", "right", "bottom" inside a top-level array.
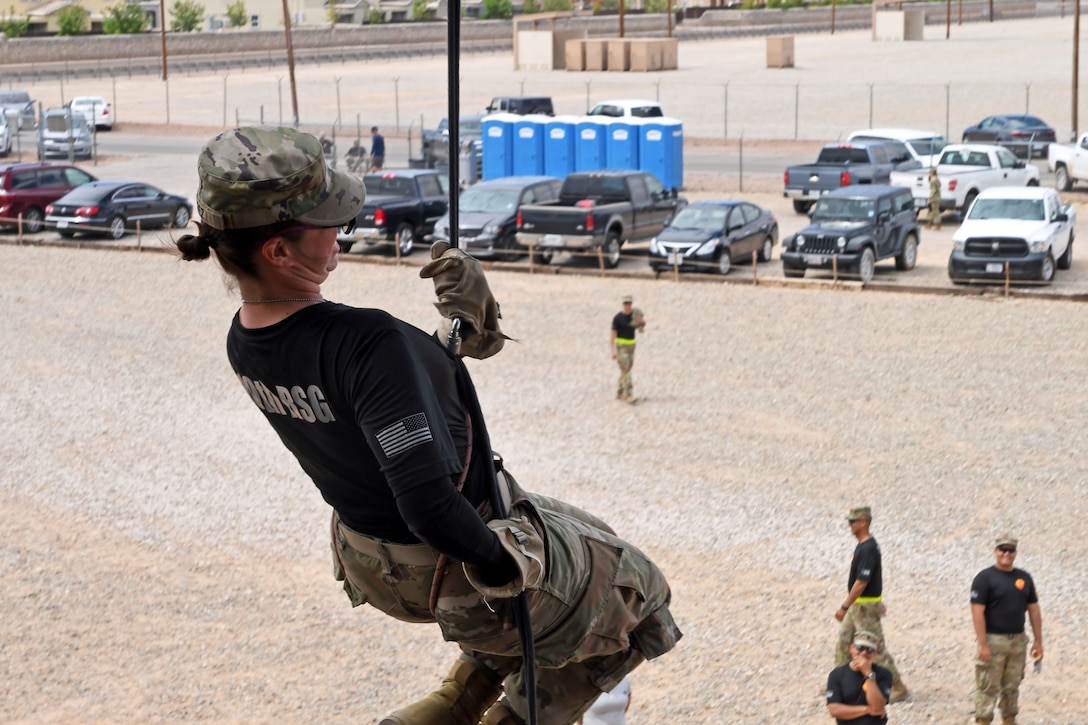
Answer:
[
  {"left": 846, "top": 506, "right": 871, "bottom": 521},
  {"left": 196, "top": 125, "right": 365, "bottom": 230}
]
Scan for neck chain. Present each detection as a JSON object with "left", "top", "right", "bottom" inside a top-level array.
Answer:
[{"left": 240, "top": 297, "right": 326, "bottom": 305}]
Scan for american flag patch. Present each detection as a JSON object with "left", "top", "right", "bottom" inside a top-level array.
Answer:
[{"left": 377, "top": 412, "right": 433, "bottom": 458}]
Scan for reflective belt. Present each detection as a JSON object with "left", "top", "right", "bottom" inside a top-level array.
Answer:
[
  {"left": 615, "top": 338, "right": 636, "bottom": 346},
  {"left": 856, "top": 596, "right": 883, "bottom": 603}
]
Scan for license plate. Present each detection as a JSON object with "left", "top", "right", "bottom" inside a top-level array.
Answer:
[
  {"left": 542, "top": 234, "right": 563, "bottom": 247},
  {"left": 804, "top": 254, "right": 826, "bottom": 265},
  {"left": 56, "top": 220, "right": 68, "bottom": 229},
  {"left": 986, "top": 262, "right": 1004, "bottom": 273},
  {"left": 667, "top": 251, "right": 681, "bottom": 265}
]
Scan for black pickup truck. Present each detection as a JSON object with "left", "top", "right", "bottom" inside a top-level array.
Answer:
[
  {"left": 337, "top": 169, "right": 448, "bottom": 256},
  {"left": 783, "top": 139, "right": 919, "bottom": 214},
  {"left": 516, "top": 170, "right": 685, "bottom": 268}
]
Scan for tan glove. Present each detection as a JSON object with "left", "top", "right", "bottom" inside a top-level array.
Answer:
[
  {"left": 463, "top": 515, "right": 546, "bottom": 599},
  {"left": 420, "top": 240, "right": 512, "bottom": 360}
]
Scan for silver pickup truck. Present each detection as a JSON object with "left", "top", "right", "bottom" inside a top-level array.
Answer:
[{"left": 783, "top": 140, "right": 919, "bottom": 214}]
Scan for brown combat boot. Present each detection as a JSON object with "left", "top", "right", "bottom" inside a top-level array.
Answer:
[
  {"left": 480, "top": 701, "right": 524, "bottom": 725},
  {"left": 380, "top": 657, "right": 503, "bottom": 725}
]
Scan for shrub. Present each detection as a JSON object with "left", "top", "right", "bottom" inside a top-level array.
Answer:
[
  {"left": 103, "top": 0, "right": 148, "bottom": 33},
  {"left": 170, "top": 0, "right": 204, "bottom": 31},
  {"left": 56, "top": 5, "right": 88, "bottom": 36},
  {"left": 225, "top": 0, "right": 246, "bottom": 26},
  {"left": 0, "top": 4, "right": 29, "bottom": 37},
  {"left": 482, "top": 0, "right": 512, "bottom": 19}
]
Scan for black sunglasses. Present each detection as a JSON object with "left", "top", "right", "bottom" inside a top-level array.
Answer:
[
  {"left": 855, "top": 645, "right": 876, "bottom": 654},
  {"left": 295, "top": 219, "right": 357, "bottom": 236},
  {"left": 997, "top": 546, "right": 1017, "bottom": 554}
]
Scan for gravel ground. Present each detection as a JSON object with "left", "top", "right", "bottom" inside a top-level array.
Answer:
[{"left": 2, "top": 240, "right": 1087, "bottom": 724}]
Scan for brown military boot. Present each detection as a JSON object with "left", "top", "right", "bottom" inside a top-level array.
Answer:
[
  {"left": 480, "top": 701, "right": 524, "bottom": 725},
  {"left": 380, "top": 657, "right": 503, "bottom": 725}
]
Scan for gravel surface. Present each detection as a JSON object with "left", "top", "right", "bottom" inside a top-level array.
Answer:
[{"left": 2, "top": 241, "right": 1087, "bottom": 724}]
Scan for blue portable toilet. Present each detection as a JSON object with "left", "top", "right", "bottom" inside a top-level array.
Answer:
[
  {"left": 513, "top": 115, "right": 547, "bottom": 176},
  {"left": 639, "top": 117, "right": 684, "bottom": 189},
  {"left": 606, "top": 118, "right": 640, "bottom": 170},
  {"left": 575, "top": 118, "right": 608, "bottom": 172},
  {"left": 544, "top": 115, "right": 578, "bottom": 178},
  {"left": 481, "top": 113, "right": 517, "bottom": 180}
]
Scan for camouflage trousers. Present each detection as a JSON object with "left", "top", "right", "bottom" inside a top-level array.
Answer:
[
  {"left": 974, "top": 632, "right": 1028, "bottom": 723},
  {"left": 615, "top": 343, "right": 636, "bottom": 398},
  {"left": 928, "top": 198, "right": 942, "bottom": 227},
  {"left": 331, "top": 468, "right": 681, "bottom": 725},
  {"left": 835, "top": 601, "right": 906, "bottom": 690}
]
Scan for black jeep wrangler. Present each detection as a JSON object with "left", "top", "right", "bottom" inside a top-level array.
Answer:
[{"left": 780, "top": 185, "right": 920, "bottom": 283}]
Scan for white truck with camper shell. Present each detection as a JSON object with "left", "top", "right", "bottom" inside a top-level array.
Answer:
[
  {"left": 1048, "top": 132, "right": 1088, "bottom": 191},
  {"left": 947, "top": 186, "right": 1074, "bottom": 285},
  {"left": 890, "top": 143, "right": 1040, "bottom": 215}
]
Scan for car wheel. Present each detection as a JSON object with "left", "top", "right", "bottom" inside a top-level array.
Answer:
[
  {"left": 1057, "top": 238, "right": 1073, "bottom": 270},
  {"left": 339, "top": 239, "right": 354, "bottom": 254},
  {"left": 792, "top": 200, "right": 814, "bottom": 215},
  {"left": 1040, "top": 252, "right": 1055, "bottom": 283},
  {"left": 395, "top": 222, "right": 416, "bottom": 255},
  {"left": 717, "top": 247, "right": 732, "bottom": 275},
  {"left": 782, "top": 266, "right": 805, "bottom": 279},
  {"left": 601, "top": 231, "right": 621, "bottom": 269},
  {"left": 108, "top": 215, "right": 126, "bottom": 240},
  {"left": 1055, "top": 165, "right": 1073, "bottom": 192},
  {"left": 22, "top": 206, "right": 44, "bottom": 234},
  {"left": 500, "top": 232, "right": 523, "bottom": 262},
  {"left": 1026, "top": 178, "right": 1039, "bottom": 187},
  {"left": 171, "top": 206, "right": 191, "bottom": 228},
  {"left": 58, "top": 230, "right": 76, "bottom": 239},
  {"left": 758, "top": 235, "right": 774, "bottom": 263},
  {"left": 895, "top": 233, "right": 918, "bottom": 271},
  {"left": 855, "top": 247, "right": 876, "bottom": 284}
]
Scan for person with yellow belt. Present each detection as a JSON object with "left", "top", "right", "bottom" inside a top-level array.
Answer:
[
  {"left": 834, "top": 506, "right": 909, "bottom": 703},
  {"left": 610, "top": 295, "right": 645, "bottom": 403}
]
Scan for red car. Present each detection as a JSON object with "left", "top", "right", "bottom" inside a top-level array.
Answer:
[{"left": 0, "top": 162, "right": 96, "bottom": 233}]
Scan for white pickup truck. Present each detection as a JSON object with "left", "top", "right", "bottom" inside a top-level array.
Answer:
[
  {"left": 1048, "top": 132, "right": 1088, "bottom": 191},
  {"left": 890, "top": 144, "right": 1040, "bottom": 215},
  {"left": 947, "top": 186, "right": 1075, "bottom": 285}
]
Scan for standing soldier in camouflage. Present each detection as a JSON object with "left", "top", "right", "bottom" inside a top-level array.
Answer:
[
  {"left": 175, "top": 125, "right": 681, "bottom": 725},
  {"left": 970, "top": 535, "right": 1043, "bottom": 725},
  {"left": 834, "top": 506, "right": 909, "bottom": 703},
  {"left": 927, "top": 168, "right": 942, "bottom": 230},
  {"left": 610, "top": 295, "right": 645, "bottom": 404}
]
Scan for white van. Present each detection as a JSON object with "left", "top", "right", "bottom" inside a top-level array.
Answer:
[
  {"left": 37, "top": 108, "right": 92, "bottom": 160},
  {"left": 587, "top": 99, "right": 664, "bottom": 118},
  {"left": 847, "top": 128, "right": 947, "bottom": 168}
]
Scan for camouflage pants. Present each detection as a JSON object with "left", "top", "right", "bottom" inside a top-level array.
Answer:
[
  {"left": 615, "top": 343, "right": 635, "bottom": 398},
  {"left": 835, "top": 601, "right": 905, "bottom": 690},
  {"left": 974, "top": 632, "right": 1028, "bottom": 723},
  {"left": 331, "top": 469, "right": 681, "bottom": 725},
  {"left": 928, "top": 198, "right": 942, "bottom": 227}
]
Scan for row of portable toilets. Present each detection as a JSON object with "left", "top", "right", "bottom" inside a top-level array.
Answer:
[{"left": 480, "top": 113, "right": 684, "bottom": 189}]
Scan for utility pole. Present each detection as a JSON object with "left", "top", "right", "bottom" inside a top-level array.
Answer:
[{"left": 280, "top": 0, "right": 300, "bottom": 127}]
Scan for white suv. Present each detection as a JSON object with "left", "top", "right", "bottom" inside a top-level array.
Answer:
[{"left": 587, "top": 99, "right": 664, "bottom": 118}]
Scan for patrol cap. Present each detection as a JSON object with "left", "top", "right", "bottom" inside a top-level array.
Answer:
[
  {"left": 853, "top": 631, "right": 879, "bottom": 650},
  {"left": 995, "top": 535, "right": 1018, "bottom": 548},
  {"left": 622, "top": 295, "right": 633, "bottom": 303},
  {"left": 196, "top": 125, "right": 365, "bottom": 230},
  {"left": 846, "top": 506, "right": 872, "bottom": 522}
]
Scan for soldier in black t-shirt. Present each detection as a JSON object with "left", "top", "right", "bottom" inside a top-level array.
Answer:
[
  {"left": 826, "top": 630, "right": 892, "bottom": 725},
  {"left": 834, "top": 506, "right": 907, "bottom": 703},
  {"left": 175, "top": 125, "right": 681, "bottom": 725},
  {"left": 609, "top": 295, "right": 645, "bottom": 403},
  {"left": 970, "top": 535, "right": 1043, "bottom": 725}
]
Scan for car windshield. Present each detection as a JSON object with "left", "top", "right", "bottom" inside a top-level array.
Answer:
[
  {"left": 967, "top": 198, "right": 1045, "bottom": 221},
  {"left": 939, "top": 149, "right": 989, "bottom": 166},
  {"left": 812, "top": 197, "right": 875, "bottom": 220},
  {"left": 459, "top": 119, "right": 483, "bottom": 139},
  {"left": 459, "top": 187, "right": 519, "bottom": 213},
  {"left": 668, "top": 206, "right": 727, "bottom": 232},
  {"left": 0, "top": 91, "right": 30, "bottom": 104},
  {"left": 363, "top": 175, "right": 415, "bottom": 196},
  {"left": 588, "top": 105, "right": 623, "bottom": 117},
  {"left": 630, "top": 106, "right": 663, "bottom": 118},
  {"left": 44, "top": 114, "right": 87, "bottom": 133},
  {"left": 816, "top": 147, "right": 871, "bottom": 164},
  {"left": 907, "top": 136, "right": 947, "bottom": 156},
  {"left": 1008, "top": 116, "right": 1045, "bottom": 129}
]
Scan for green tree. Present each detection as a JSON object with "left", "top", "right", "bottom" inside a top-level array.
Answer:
[
  {"left": 521, "top": 0, "right": 540, "bottom": 13},
  {"left": 541, "top": 0, "right": 570, "bottom": 10},
  {"left": 645, "top": 0, "right": 666, "bottom": 12},
  {"left": 225, "top": 0, "right": 247, "bottom": 27},
  {"left": 56, "top": 5, "right": 88, "bottom": 35},
  {"left": 481, "top": 0, "right": 511, "bottom": 18},
  {"left": 170, "top": 0, "right": 204, "bottom": 31},
  {"left": 0, "top": 5, "right": 29, "bottom": 37},
  {"left": 366, "top": 7, "right": 383, "bottom": 23},
  {"left": 103, "top": 1, "right": 148, "bottom": 33},
  {"left": 410, "top": 0, "right": 429, "bottom": 19}
]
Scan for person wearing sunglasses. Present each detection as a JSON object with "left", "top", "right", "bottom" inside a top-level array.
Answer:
[
  {"left": 833, "top": 506, "right": 909, "bottom": 703},
  {"left": 826, "top": 630, "right": 892, "bottom": 724},
  {"left": 970, "top": 536, "right": 1043, "bottom": 725},
  {"left": 174, "top": 125, "right": 681, "bottom": 725}
]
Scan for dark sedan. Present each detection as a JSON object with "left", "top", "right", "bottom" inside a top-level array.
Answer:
[
  {"left": 647, "top": 199, "right": 778, "bottom": 275},
  {"left": 45, "top": 180, "right": 191, "bottom": 239},
  {"left": 432, "top": 175, "right": 562, "bottom": 260},
  {"left": 962, "top": 114, "right": 1056, "bottom": 158}
]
